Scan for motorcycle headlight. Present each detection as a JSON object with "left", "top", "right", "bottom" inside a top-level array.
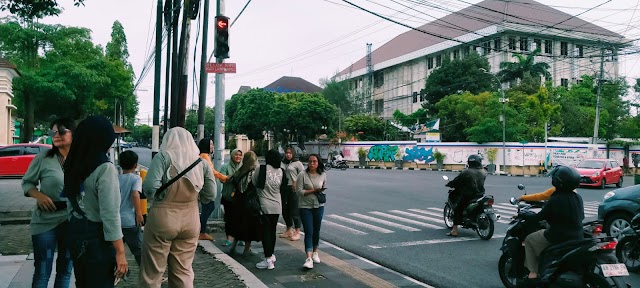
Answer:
[
  {"left": 604, "top": 191, "right": 615, "bottom": 200},
  {"left": 592, "top": 171, "right": 600, "bottom": 177}
]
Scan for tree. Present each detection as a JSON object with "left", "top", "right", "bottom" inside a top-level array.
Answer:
[
  {"left": 185, "top": 106, "right": 215, "bottom": 137},
  {"left": 423, "top": 51, "right": 492, "bottom": 106},
  {"left": 498, "top": 48, "right": 551, "bottom": 84},
  {"left": 0, "top": 0, "right": 86, "bottom": 19},
  {"left": 343, "top": 114, "right": 385, "bottom": 141},
  {"left": 130, "top": 124, "right": 152, "bottom": 145},
  {"left": 320, "top": 77, "right": 353, "bottom": 116},
  {"left": 105, "top": 21, "right": 130, "bottom": 64},
  {"left": 392, "top": 108, "right": 429, "bottom": 128},
  {"left": 226, "top": 89, "right": 276, "bottom": 140}
]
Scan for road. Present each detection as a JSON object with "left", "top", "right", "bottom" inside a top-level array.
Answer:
[{"left": 320, "top": 168, "right": 640, "bottom": 288}]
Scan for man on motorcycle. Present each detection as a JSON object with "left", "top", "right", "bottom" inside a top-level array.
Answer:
[
  {"left": 520, "top": 166, "right": 584, "bottom": 286},
  {"left": 446, "top": 154, "right": 487, "bottom": 237}
]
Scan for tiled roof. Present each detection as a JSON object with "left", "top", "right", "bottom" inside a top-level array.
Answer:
[
  {"left": 0, "top": 57, "right": 18, "bottom": 71},
  {"left": 264, "top": 76, "right": 322, "bottom": 93},
  {"left": 338, "top": 0, "right": 623, "bottom": 76}
]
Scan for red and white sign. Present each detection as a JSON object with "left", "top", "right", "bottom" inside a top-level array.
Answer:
[{"left": 205, "top": 63, "right": 236, "bottom": 73}]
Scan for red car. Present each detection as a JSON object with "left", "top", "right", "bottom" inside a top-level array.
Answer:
[
  {"left": 575, "top": 158, "right": 624, "bottom": 189},
  {"left": 0, "top": 144, "right": 51, "bottom": 177}
]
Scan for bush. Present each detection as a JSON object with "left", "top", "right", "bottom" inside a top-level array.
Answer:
[{"left": 227, "top": 137, "right": 237, "bottom": 151}]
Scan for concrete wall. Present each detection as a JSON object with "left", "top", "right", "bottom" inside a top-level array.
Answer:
[{"left": 0, "top": 68, "right": 18, "bottom": 145}]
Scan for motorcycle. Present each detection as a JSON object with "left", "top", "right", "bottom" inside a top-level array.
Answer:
[
  {"left": 615, "top": 213, "right": 640, "bottom": 272},
  {"left": 497, "top": 185, "right": 629, "bottom": 288},
  {"left": 442, "top": 175, "right": 498, "bottom": 240},
  {"left": 325, "top": 158, "right": 348, "bottom": 171}
]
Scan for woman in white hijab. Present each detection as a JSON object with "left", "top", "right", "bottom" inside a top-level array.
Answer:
[{"left": 139, "top": 127, "right": 216, "bottom": 287}]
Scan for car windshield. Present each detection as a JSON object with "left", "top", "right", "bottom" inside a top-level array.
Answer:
[{"left": 577, "top": 160, "right": 605, "bottom": 169}]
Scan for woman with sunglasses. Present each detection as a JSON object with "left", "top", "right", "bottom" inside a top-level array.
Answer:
[{"left": 22, "top": 118, "right": 76, "bottom": 288}]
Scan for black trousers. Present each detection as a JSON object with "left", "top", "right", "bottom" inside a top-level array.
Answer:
[
  {"left": 261, "top": 214, "right": 280, "bottom": 258},
  {"left": 222, "top": 197, "right": 233, "bottom": 236},
  {"left": 454, "top": 198, "right": 472, "bottom": 226},
  {"left": 281, "top": 185, "right": 301, "bottom": 229}
]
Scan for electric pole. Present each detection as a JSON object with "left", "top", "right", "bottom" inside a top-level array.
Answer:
[
  {"left": 593, "top": 47, "right": 605, "bottom": 145},
  {"left": 152, "top": 0, "right": 163, "bottom": 157},
  {"left": 213, "top": 0, "right": 226, "bottom": 218},
  {"left": 198, "top": 0, "right": 211, "bottom": 141},
  {"left": 163, "top": 0, "right": 173, "bottom": 134},
  {"left": 169, "top": 0, "right": 180, "bottom": 128}
]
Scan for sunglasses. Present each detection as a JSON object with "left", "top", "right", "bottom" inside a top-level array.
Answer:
[{"left": 48, "top": 129, "right": 70, "bottom": 137}]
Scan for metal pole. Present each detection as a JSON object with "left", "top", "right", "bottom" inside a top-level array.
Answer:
[
  {"left": 197, "top": 0, "right": 210, "bottom": 141},
  {"left": 175, "top": 0, "right": 191, "bottom": 128},
  {"left": 152, "top": 0, "right": 163, "bottom": 158},
  {"left": 544, "top": 121, "right": 548, "bottom": 169},
  {"left": 169, "top": 0, "right": 180, "bottom": 128},
  {"left": 593, "top": 47, "right": 605, "bottom": 144},
  {"left": 501, "top": 88, "right": 506, "bottom": 174},
  {"left": 163, "top": 0, "right": 172, "bottom": 134},
  {"left": 214, "top": 0, "right": 225, "bottom": 218}
]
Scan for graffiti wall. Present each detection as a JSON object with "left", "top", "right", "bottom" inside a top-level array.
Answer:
[{"left": 295, "top": 141, "right": 635, "bottom": 168}]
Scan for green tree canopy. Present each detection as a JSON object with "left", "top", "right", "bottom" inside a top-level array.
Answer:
[
  {"left": 424, "top": 51, "right": 492, "bottom": 106},
  {"left": 343, "top": 114, "right": 386, "bottom": 141},
  {"left": 0, "top": 0, "right": 85, "bottom": 19},
  {"left": 320, "top": 77, "right": 353, "bottom": 116},
  {"left": 498, "top": 48, "right": 551, "bottom": 84}
]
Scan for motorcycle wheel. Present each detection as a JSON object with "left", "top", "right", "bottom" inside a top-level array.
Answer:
[
  {"left": 616, "top": 236, "right": 640, "bottom": 272},
  {"left": 443, "top": 203, "right": 454, "bottom": 229},
  {"left": 340, "top": 164, "right": 347, "bottom": 171},
  {"left": 325, "top": 164, "right": 332, "bottom": 171},
  {"left": 585, "top": 273, "right": 614, "bottom": 287},
  {"left": 498, "top": 252, "right": 519, "bottom": 288},
  {"left": 476, "top": 213, "right": 494, "bottom": 240}
]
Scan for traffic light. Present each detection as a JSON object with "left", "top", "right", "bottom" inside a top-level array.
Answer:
[{"left": 214, "top": 16, "right": 230, "bottom": 59}]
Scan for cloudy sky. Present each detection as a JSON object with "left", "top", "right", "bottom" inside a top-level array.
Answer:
[{"left": 4, "top": 0, "right": 640, "bottom": 123}]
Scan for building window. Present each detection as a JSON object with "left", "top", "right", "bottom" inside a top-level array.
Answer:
[
  {"left": 544, "top": 40, "right": 552, "bottom": 54},
  {"left": 412, "top": 92, "right": 418, "bottom": 103},
  {"left": 519, "top": 37, "right": 529, "bottom": 51},
  {"left": 373, "top": 70, "right": 384, "bottom": 88},
  {"left": 534, "top": 39, "right": 541, "bottom": 51},
  {"left": 436, "top": 55, "right": 442, "bottom": 67},
  {"left": 560, "top": 42, "right": 568, "bottom": 56},
  {"left": 427, "top": 57, "right": 434, "bottom": 69},
  {"left": 374, "top": 99, "right": 383, "bottom": 114},
  {"left": 509, "top": 37, "right": 517, "bottom": 50},
  {"left": 453, "top": 49, "right": 460, "bottom": 60},
  {"left": 561, "top": 78, "right": 568, "bottom": 87},
  {"left": 576, "top": 45, "right": 584, "bottom": 57},
  {"left": 494, "top": 38, "right": 501, "bottom": 52},
  {"left": 482, "top": 41, "right": 491, "bottom": 56},
  {"left": 419, "top": 89, "right": 426, "bottom": 102},
  {"left": 462, "top": 46, "right": 470, "bottom": 57}
]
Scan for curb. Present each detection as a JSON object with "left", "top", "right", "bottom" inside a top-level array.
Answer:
[
  {"left": 347, "top": 165, "right": 546, "bottom": 177},
  {"left": 199, "top": 240, "right": 268, "bottom": 288}
]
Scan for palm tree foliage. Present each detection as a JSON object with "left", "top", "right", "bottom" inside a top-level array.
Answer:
[{"left": 498, "top": 48, "right": 551, "bottom": 83}]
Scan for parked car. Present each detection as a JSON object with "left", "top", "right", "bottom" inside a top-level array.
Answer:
[
  {"left": 0, "top": 144, "right": 51, "bottom": 177},
  {"left": 575, "top": 158, "right": 623, "bottom": 189},
  {"left": 599, "top": 185, "right": 640, "bottom": 238}
]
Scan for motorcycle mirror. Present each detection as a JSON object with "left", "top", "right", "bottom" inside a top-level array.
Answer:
[
  {"left": 442, "top": 175, "right": 449, "bottom": 181},
  {"left": 517, "top": 184, "right": 525, "bottom": 190},
  {"left": 510, "top": 197, "right": 518, "bottom": 205}
]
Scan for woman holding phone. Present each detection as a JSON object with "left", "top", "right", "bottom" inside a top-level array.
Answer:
[{"left": 295, "top": 154, "right": 327, "bottom": 269}]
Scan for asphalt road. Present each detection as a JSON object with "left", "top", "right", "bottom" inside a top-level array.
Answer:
[{"left": 320, "top": 168, "right": 640, "bottom": 288}]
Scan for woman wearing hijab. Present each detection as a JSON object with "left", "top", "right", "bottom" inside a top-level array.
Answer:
[
  {"left": 197, "top": 137, "right": 228, "bottom": 241},
  {"left": 140, "top": 127, "right": 216, "bottom": 287},
  {"left": 63, "top": 116, "right": 128, "bottom": 287},
  {"left": 280, "top": 147, "right": 305, "bottom": 241},
  {"left": 228, "top": 151, "right": 260, "bottom": 256},
  {"left": 219, "top": 148, "right": 242, "bottom": 246}
]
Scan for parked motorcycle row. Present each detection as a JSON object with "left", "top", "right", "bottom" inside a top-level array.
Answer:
[{"left": 442, "top": 176, "right": 632, "bottom": 287}]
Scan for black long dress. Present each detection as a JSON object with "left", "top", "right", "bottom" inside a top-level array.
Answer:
[{"left": 229, "top": 170, "right": 262, "bottom": 242}]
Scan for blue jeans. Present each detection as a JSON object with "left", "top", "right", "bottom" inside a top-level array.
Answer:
[
  {"left": 300, "top": 206, "right": 324, "bottom": 253},
  {"left": 32, "top": 222, "right": 73, "bottom": 288},
  {"left": 122, "top": 227, "right": 142, "bottom": 266},
  {"left": 200, "top": 201, "right": 216, "bottom": 233}
]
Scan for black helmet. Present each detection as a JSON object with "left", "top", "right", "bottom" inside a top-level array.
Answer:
[
  {"left": 550, "top": 166, "right": 581, "bottom": 191},
  {"left": 468, "top": 154, "right": 483, "bottom": 168}
]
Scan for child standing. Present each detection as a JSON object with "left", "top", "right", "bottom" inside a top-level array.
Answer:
[{"left": 118, "top": 150, "right": 143, "bottom": 266}]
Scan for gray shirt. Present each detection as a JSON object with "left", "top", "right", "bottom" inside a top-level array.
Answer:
[
  {"left": 281, "top": 160, "right": 305, "bottom": 186},
  {"left": 67, "top": 162, "right": 123, "bottom": 242},
  {"left": 22, "top": 150, "right": 69, "bottom": 235},
  {"left": 118, "top": 173, "right": 142, "bottom": 228},
  {"left": 296, "top": 171, "right": 327, "bottom": 209},
  {"left": 253, "top": 165, "right": 283, "bottom": 215},
  {"left": 142, "top": 151, "right": 216, "bottom": 206}
]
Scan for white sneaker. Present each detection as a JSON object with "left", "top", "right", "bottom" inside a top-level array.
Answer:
[
  {"left": 256, "top": 256, "right": 275, "bottom": 270},
  {"left": 303, "top": 257, "right": 314, "bottom": 269},
  {"left": 312, "top": 252, "right": 321, "bottom": 263}
]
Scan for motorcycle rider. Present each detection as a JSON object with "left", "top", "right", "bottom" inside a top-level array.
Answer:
[
  {"left": 446, "top": 154, "right": 487, "bottom": 237},
  {"left": 519, "top": 166, "right": 584, "bottom": 287}
]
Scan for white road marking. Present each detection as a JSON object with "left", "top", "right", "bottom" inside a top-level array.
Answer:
[
  {"left": 327, "top": 214, "right": 394, "bottom": 233},
  {"left": 369, "top": 211, "right": 444, "bottom": 229},
  {"left": 349, "top": 213, "right": 421, "bottom": 232},
  {"left": 427, "top": 207, "right": 444, "bottom": 212},
  {"left": 407, "top": 208, "right": 445, "bottom": 218},
  {"left": 322, "top": 220, "right": 368, "bottom": 235},
  {"left": 492, "top": 203, "right": 519, "bottom": 212},
  {"left": 388, "top": 210, "right": 444, "bottom": 224},
  {"left": 368, "top": 234, "right": 506, "bottom": 248}
]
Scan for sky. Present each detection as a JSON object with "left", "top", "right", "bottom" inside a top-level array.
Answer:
[{"left": 3, "top": 0, "right": 640, "bottom": 124}]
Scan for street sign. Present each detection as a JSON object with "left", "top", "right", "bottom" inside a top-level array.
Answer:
[{"left": 205, "top": 63, "right": 236, "bottom": 73}]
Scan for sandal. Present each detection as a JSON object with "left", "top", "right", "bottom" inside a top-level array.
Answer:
[{"left": 446, "top": 232, "right": 459, "bottom": 237}]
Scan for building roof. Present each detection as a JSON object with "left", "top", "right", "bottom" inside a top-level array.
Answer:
[
  {"left": 337, "top": 0, "right": 623, "bottom": 77},
  {"left": 0, "top": 57, "right": 19, "bottom": 74},
  {"left": 264, "top": 76, "right": 322, "bottom": 93},
  {"left": 237, "top": 86, "right": 252, "bottom": 94}
]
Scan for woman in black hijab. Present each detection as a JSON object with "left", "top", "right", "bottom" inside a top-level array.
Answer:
[{"left": 64, "top": 116, "right": 128, "bottom": 287}]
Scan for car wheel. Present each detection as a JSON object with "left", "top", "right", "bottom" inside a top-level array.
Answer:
[
  {"left": 616, "top": 176, "right": 623, "bottom": 188},
  {"left": 600, "top": 178, "right": 606, "bottom": 189},
  {"left": 605, "top": 212, "right": 632, "bottom": 238}
]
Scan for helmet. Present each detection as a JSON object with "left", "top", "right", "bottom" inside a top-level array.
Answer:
[
  {"left": 467, "top": 154, "right": 483, "bottom": 168},
  {"left": 550, "top": 166, "right": 581, "bottom": 191}
]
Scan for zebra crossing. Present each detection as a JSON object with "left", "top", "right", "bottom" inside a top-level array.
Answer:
[{"left": 322, "top": 201, "right": 601, "bottom": 236}]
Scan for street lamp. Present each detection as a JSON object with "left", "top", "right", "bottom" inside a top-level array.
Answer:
[{"left": 480, "top": 68, "right": 508, "bottom": 173}]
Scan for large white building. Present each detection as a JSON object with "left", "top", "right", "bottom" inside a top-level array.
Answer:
[{"left": 335, "top": 0, "right": 627, "bottom": 119}]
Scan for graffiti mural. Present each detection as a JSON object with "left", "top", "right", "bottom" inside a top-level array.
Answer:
[
  {"left": 403, "top": 146, "right": 435, "bottom": 163},
  {"left": 368, "top": 145, "right": 399, "bottom": 161},
  {"left": 342, "top": 148, "right": 351, "bottom": 157}
]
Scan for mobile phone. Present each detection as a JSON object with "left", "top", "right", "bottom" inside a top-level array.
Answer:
[
  {"left": 53, "top": 201, "right": 67, "bottom": 211},
  {"left": 319, "top": 188, "right": 327, "bottom": 191}
]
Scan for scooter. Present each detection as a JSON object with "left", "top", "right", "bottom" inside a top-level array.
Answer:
[
  {"left": 615, "top": 213, "right": 640, "bottom": 272},
  {"left": 325, "top": 158, "right": 348, "bottom": 171},
  {"left": 442, "top": 175, "right": 498, "bottom": 240}
]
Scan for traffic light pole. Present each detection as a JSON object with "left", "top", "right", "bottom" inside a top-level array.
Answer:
[
  {"left": 213, "top": 0, "right": 226, "bottom": 218},
  {"left": 197, "top": 0, "right": 210, "bottom": 141}
]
